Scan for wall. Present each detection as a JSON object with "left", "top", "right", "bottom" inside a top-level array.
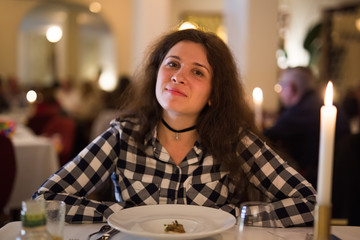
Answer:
[{"left": 0, "top": 1, "right": 37, "bottom": 79}]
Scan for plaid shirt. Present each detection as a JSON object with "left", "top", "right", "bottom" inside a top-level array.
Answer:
[{"left": 34, "top": 118, "right": 316, "bottom": 227}]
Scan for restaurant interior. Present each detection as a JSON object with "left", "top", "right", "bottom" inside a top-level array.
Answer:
[{"left": 1, "top": 0, "right": 360, "bottom": 232}]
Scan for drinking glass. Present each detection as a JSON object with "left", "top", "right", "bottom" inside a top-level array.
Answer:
[
  {"left": 45, "top": 200, "right": 66, "bottom": 240},
  {"left": 237, "top": 201, "right": 278, "bottom": 239}
]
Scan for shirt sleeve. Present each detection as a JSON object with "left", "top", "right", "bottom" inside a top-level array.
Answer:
[
  {"left": 239, "top": 131, "right": 317, "bottom": 227},
  {"left": 33, "top": 126, "right": 125, "bottom": 223}
]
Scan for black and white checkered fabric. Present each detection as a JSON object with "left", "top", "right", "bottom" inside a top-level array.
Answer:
[{"left": 34, "top": 118, "right": 316, "bottom": 227}]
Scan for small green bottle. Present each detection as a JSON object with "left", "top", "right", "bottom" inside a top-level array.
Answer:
[{"left": 16, "top": 200, "right": 53, "bottom": 240}]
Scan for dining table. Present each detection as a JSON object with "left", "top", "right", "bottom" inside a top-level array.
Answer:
[
  {"left": 1, "top": 112, "right": 60, "bottom": 211},
  {"left": 1, "top": 221, "right": 360, "bottom": 240}
]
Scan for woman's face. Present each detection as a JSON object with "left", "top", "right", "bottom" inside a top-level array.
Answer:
[{"left": 156, "top": 40, "right": 212, "bottom": 119}]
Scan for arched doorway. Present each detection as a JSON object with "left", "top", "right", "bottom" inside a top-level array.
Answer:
[{"left": 18, "top": 1, "right": 117, "bottom": 91}]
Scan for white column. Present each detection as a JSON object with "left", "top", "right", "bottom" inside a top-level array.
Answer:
[
  {"left": 224, "top": 0, "right": 279, "bottom": 112},
  {"left": 131, "top": 0, "right": 171, "bottom": 73}
]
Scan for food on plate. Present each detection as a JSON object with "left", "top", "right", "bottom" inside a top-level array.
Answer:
[{"left": 164, "top": 220, "right": 186, "bottom": 233}]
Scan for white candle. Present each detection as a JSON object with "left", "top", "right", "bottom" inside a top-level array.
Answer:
[
  {"left": 252, "top": 87, "right": 263, "bottom": 129},
  {"left": 317, "top": 81, "right": 337, "bottom": 205}
]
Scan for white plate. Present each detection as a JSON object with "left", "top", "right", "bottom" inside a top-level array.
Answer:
[{"left": 107, "top": 204, "right": 236, "bottom": 239}]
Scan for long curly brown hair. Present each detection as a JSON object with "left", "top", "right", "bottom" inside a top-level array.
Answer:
[{"left": 119, "top": 29, "right": 259, "bottom": 198}]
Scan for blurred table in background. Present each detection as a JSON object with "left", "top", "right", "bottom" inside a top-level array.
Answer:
[{"left": 4, "top": 123, "right": 60, "bottom": 210}]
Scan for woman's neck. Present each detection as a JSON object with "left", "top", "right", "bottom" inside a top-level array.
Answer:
[
  {"left": 157, "top": 118, "right": 198, "bottom": 165},
  {"left": 160, "top": 118, "right": 196, "bottom": 140}
]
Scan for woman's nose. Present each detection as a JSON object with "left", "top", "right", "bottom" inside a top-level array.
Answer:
[{"left": 171, "top": 75, "right": 185, "bottom": 84}]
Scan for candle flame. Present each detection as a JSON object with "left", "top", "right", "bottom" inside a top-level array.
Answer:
[
  {"left": 252, "top": 87, "right": 263, "bottom": 103},
  {"left": 324, "top": 81, "right": 333, "bottom": 106}
]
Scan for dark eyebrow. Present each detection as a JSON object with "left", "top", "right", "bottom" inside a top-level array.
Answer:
[
  {"left": 166, "top": 55, "right": 211, "bottom": 74},
  {"left": 194, "top": 62, "right": 211, "bottom": 74},
  {"left": 165, "top": 56, "right": 180, "bottom": 62}
]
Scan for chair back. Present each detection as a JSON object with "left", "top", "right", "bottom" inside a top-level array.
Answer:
[
  {"left": 42, "top": 116, "right": 76, "bottom": 166},
  {"left": 0, "top": 134, "right": 17, "bottom": 214}
]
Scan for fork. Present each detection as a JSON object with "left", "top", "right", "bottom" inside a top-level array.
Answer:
[
  {"left": 87, "top": 224, "right": 112, "bottom": 240},
  {"left": 95, "top": 228, "right": 120, "bottom": 240}
]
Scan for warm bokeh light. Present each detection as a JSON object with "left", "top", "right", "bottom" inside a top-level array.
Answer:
[
  {"left": 252, "top": 87, "right": 263, "bottom": 104},
  {"left": 355, "top": 18, "right": 360, "bottom": 32},
  {"left": 99, "top": 71, "right": 117, "bottom": 92},
  {"left": 89, "top": 2, "right": 102, "bottom": 13},
  {"left": 26, "top": 90, "right": 37, "bottom": 103},
  {"left": 178, "top": 21, "right": 197, "bottom": 30},
  {"left": 274, "top": 83, "right": 282, "bottom": 93},
  {"left": 46, "top": 26, "right": 63, "bottom": 43},
  {"left": 216, "top": 25, "right": 227, "bottom": 43},
  {"left": 324, "top": 81, "right": 334, "bottom": 106}
]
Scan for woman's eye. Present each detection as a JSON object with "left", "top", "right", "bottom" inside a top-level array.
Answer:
[
  {"left": 166, "top": 61, "right": 178, "bottom": 68},
  {"left": 194, "top": 69, "right": 204, "bottom": 76}
]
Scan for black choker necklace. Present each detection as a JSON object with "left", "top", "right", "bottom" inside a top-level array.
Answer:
[{"left": 161, "top": 118, "right": 196, "bottom": 140}]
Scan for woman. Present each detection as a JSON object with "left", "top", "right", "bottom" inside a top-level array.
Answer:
[{"left": 34, "top": 29, "right": 316, "bottom": 227}]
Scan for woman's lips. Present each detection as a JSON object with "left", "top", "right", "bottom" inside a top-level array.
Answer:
[{"left": 165, "top": 87, "right": 187, "bottom": 97}]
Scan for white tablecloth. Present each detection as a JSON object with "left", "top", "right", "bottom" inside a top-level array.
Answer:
[
  {"left": 5, "top": 124, "right": 60, "bottom": 209},
  {"left": 1, "top": 221, "right": 360, "bottom": 240}
]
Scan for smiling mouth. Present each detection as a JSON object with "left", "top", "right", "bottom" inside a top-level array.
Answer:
[{"left": 166, "top": 88, "right": 187, "bottom": 97}]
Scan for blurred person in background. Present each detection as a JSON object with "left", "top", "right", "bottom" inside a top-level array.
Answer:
[
  {"left": 90, "top": 75, "right": 131, "bottom": 140},
  {"left": 26, "top": 84, "right": 76, "bottom": 166},
  {"left": 56, "top": 79, "right": 104, "bottom": 156},
  {"left": 57, "top": 79, "right": 103, "bottom": 122},
  {"left": 27, "top": 84, "right": 62, "bottom": 134},
  {"left": 264, "top": 66, "right": 350, "bottom": 189}
]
